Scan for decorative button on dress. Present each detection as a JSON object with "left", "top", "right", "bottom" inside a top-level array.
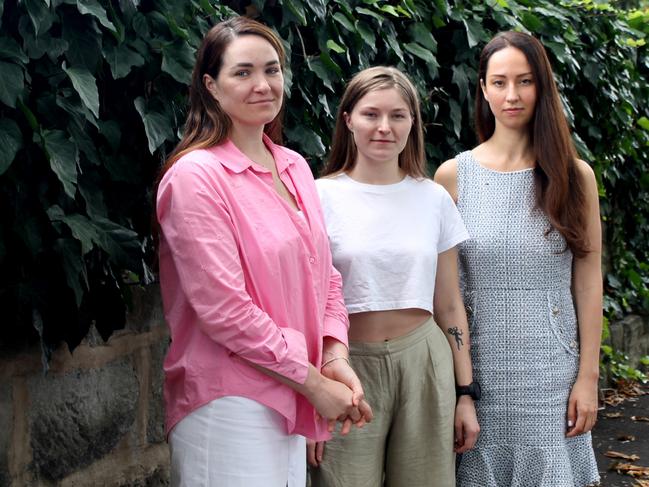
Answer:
[{"left": 454, "top": 151, "right": 600, "bottom": 487}]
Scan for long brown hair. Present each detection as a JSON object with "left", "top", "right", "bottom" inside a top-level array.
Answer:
[
  {"left": 157, "top": 17, "right": 285, "bottom": 186},
  {"left": 475, "top": 31, "right": 589, "bottom": 257},
  {"left": 321, "top": 66, "right": 426, "bottom": 178}
]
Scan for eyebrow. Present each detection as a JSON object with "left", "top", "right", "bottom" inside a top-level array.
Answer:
[
  {"left": 488, "top": 72, "right": 533, "bottom": 78},
  {"left": 229, "top": 60, "right": 280, "bottom": 68}
]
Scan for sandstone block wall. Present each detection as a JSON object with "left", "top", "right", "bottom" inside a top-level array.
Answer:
[{"left": 0, "top": 286, "right": 170, "bottom": 486}]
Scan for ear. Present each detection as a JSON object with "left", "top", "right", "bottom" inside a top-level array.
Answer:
[
  {"left": 343, "top": 112, "right": 352, "bottom": 132},
  {"left": 203, "top": 74, "right": 219, "bottom": 100},
  {"left": 480, "top": 78, "right": 489, "bottom": 102}
]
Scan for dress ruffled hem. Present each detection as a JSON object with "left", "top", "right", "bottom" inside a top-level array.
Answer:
[{"left": 457, "top": 441, "right": 600, "bottom": 487}]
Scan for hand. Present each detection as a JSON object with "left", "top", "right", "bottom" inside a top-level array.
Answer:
[
  {"left": 566, "top": 376, "right": 598, "bottom": 437},
  {"left": 321, "top": 358, "right": 373, "bottom": 431},
  {"left": 307, "top": 439, "right": 325, "bottom": 467},
  {"left": 454, "top": 395, "right": 480, "bottom": 453},
  {"left": 303, "top": 367, "right": 356, "bottom": 432}
]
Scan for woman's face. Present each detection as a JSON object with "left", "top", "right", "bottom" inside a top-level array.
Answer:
[
  {"left": 481, "top": 46, "right": 537, "bottom": 131},
  {"left": 344, "top": 87, "right": 413, "bottom": 167},
  {"left": 205, "top": 35, "right": 283, "bottom": 130}
]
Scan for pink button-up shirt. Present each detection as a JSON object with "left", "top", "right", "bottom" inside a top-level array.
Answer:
[{"left": 156, "top": 135, "right": 349, "bottom": 440}]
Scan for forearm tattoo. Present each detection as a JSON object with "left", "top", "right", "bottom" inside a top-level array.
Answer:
[{"left": 447, "top": 326, "right": 464, "bottom": 351}]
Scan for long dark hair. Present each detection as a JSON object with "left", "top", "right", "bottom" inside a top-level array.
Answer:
[
  {"left": 321, "top": 66, "right": 426, "bottom": 178},
  {"left": 475, "top": 31, "right": 589, "bottom": 257},
  {"left": 157, "top": 17, "right": 285, "bottom": 187}
]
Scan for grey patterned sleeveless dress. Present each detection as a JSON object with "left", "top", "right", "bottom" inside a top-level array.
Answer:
[{"left": 454, "top": 151, "right": 600, "bottom": 487}]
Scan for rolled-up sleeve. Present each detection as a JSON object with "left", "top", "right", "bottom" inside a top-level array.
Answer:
[
  {"left": 322, "top": 264, "right": 349, "bottom": 347},
  {"left": 157, "top": 162, "right": 310, "bottom": 384}
]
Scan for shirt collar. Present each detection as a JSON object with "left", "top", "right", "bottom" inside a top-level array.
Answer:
[{"left": 213, "top": 133, "right": 297, "bottom": 174}]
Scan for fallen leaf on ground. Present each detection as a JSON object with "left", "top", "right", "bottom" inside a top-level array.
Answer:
[
  {"left": 616, "top": 379, "right": 649, "bottom": 397},
  {"left": 605, "top": 451, "right": 640, "bottom": 461},
  {"left": 604, "top": 412, "right": 624, "bottom": 418},
  {"left": 618, "top": 434, "right": 637, "bottom": 442},
  {"left": 610, "top": 462, "right": 649, "bottom": 478},
  {"left": 631, "top": 416, "right": 649, "bottom": 422}
]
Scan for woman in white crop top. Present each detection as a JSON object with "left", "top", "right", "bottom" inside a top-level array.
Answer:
[{"left": 308, "top": 66, "right": 479, "bottom": 487}]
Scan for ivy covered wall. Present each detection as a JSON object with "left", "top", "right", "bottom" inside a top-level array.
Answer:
[{"left": 0, "top": 0, "right": 647, "bottom": 361}]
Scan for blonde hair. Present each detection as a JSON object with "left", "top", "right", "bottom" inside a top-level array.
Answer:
[{"left": 321, "top": 66, "right": 426, "bottom": 178}]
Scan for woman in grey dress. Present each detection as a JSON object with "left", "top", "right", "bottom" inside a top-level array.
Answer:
[{"left": 435, "top": 32, "right": 602, "bottom": 486}]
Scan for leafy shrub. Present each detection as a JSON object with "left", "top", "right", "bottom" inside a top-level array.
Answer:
[{"left": 0, "top": 0, "right": 647, "bottom": 364}]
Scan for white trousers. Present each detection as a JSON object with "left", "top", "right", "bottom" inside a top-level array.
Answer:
[{"left": 169, "top": 396, "right": 306, "bottom": 487}]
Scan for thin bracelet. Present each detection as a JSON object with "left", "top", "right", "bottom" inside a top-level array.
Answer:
[{"left": 321, "top": 356, "right": 350, "bottom": 369}]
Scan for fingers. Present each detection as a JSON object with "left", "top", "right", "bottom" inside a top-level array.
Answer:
[
  {"left": 567, "top": 403, "right": 597, "bottom": 437},
  {"left": 339, "top": 416, "right": 354, "bottom": 435},
  {"left": 565, "top": 396, "right": 577, "bottom": 437},
  {"left": 454, "top": 420, "right": 465, "bottom": 453},
  {"left": 306, "top": 440, "right": 318, "bottom": 467},
  {"left": 316, "top": 441, "right": 325, "bottom": 465},
  {"left": 357, "top": 399, "right": 373, "bottom": 426}
]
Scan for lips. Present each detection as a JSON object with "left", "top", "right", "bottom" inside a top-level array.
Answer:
[
  {"left": 370, "top": 139, "right": 395, "bottom": 143},
  {"left": 249, "top": 99, "right": 275, "bottom": 104}
]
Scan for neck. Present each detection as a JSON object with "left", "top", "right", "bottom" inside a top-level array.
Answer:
[
  {"left": 347, "top": 156, "right": 404, "bottom": 185},
  {"left": 229, "top": 124, "right": 270, "bottom": 164},
  {"left": 484, "top": 124, "right": 534, "bottom": 169}
]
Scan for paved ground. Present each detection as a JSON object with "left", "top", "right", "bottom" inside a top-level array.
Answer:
[{"left": 593, "top": 386, "right": 649, "bottom": 486}]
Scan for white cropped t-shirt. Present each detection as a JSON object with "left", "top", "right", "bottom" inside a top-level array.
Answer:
[{"left": 316, "top": 173, "right": 469, "bottom": 314}]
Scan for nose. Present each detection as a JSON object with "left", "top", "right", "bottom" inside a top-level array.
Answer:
[
  {"left": 253, "top": 74, "right": 271, "bottom": 93},
  {"left": 377, "top": 115, "right": 391, "bottom": 133},
  {"left": 505, "top": 82, "right": 520, "bottom": 103}
]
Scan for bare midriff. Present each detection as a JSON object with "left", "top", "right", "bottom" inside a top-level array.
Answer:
[{"left": 348, "top": 308, "right": 432, "bottom": 342}]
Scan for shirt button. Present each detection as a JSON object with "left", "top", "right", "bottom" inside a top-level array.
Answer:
[
  {"left": 570, "top": 340, "right": 578, "bottom": 349},
  {"left": 551, "top": 306, "right": 559, "bottom": 315},
  {"left": 309, "top": 256, "right": 316, "bottom": 264}
]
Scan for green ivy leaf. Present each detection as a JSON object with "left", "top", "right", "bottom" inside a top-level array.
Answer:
[
  {"left": 284, "top": 0, "right": 307, "bottom": 26},
  {"left": 24, "top": 0, "right": 54, "bottom": 36},
  {"left": 307, "top": 57, "right": 335, "bottom": 92},
  {"left": 448, "top": 98, "right": 461, "bottom": 139},
  {"left": 333, "top": 12, "right": 354, "bottom": 32},
  {"left": 356, "top": 21, "right": 376, "bottom": 53},
  {"left": 284, "top": 125, "right": 326, "bottom": 157},
  {"left": 379, "top": 5, "right": 400, "bottom": 17},
  {"left": 638, "top": 117, "right": 649, "bottom": 132},
  {"left": 161, "top": 41, "right": 194, "bottom": 85},
  {"left": 326, "top": 39, "right": 346, "bottom": 54},
  {"left": 63, "top": 63, "right": 100, "bottom": 118},
  {"left": 62, "top": 12, "right": 102, "bottom": 70},
  {"left": 462, "top": 18, "right": 485, "bottom": 48},
  {"left": 409, "top": 23, "right": 437, "bottom": 52},
  {"left": 451, "top": 64, "right": 469, "bottom": 104},
  {"left": 134, "top": 97, "right": 174, "bottom": 154},
  {"left": 53, "top": 238, "right": 86, "bottom": 306},
  {"left": 403, "top": 42, "right": 435, "bottom": 63},
  {"left": 103, "top": 42, "right": 145, "bottom": 79},
  {"left": 520, "top": 11, "right": 543, "bottom": 31},
  {"left": 0, "top": 119, "right": 23, "bottom": 175},
  {"left": 76, "top": 0, "right": 117, "bottom": 33},
  {"left": 0, "top": 61, "right": 24, "bottom": 108},
  {"left": 356, "top": 7, "right": 384, "bottom": 23},
  {"left": 42, "top": 130, "right": 79, "bottom": 199},
  {"left": 0, "top": 37, "right": 29, "bottom": 64}
]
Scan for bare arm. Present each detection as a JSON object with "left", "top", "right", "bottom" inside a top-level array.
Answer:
[
  {"left": 434, "top": 159, "right": 459, "bottom": 202},
  {"left": 434, "top": 247, "right": 479, "bottom": 452},
  {"left": 566, "top": 159, "right": 603, "bottom": 437}
]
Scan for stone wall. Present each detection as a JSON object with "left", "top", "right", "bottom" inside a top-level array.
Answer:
[
  {"left": 609, "top": 314, "right": 649, "bottom": 370},
  {"left": 0, "top": 286, "right": 170, "bottom": 486}
]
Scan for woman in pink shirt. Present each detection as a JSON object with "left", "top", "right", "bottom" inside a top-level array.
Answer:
[{"left": 156, "top": 17, "right": 372, "bottom": 486}]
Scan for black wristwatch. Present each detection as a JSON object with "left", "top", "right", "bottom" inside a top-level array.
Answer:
[{"left": 456, "top": 381, "right": 481, "bottom": 400}]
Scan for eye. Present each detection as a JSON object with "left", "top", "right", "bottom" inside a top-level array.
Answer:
[
  {"left": 234, "top": 70, "right": 250, "bottom": 78},
  {"left": 520, "top": 78, "right": 533, "bottom": 85},
  {"left": 266, "top": 66, "right": 281, "bottom": 75},
  {"left": 492, "top": 80, "right": 504, "bottom": 87},
  {"left": 392, "top": 113, "right": 407, "bottom": 120},
  {"left": 361, "top": 111, "right": 377, "bottom": 118}
]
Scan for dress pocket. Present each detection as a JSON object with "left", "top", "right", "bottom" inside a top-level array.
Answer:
[{"left": 546, "top": 290, "right": 579, "bottom": 357}]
